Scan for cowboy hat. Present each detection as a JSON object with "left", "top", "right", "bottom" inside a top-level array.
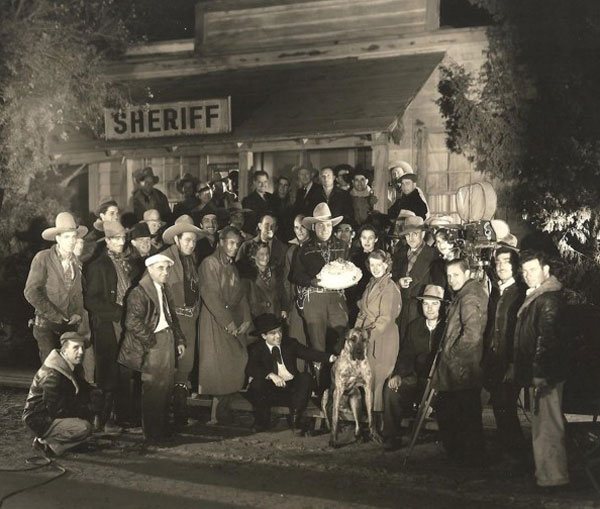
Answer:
[
  {"left": 42, "top": 212, "right": 88, "bottom": 241},
  {"left": 399, "top": 216, "right": 425, "bottom": 236},
  {"left": 301, "top": 203, "right": 343, "bottom": 230},
  {"left": 134, "top": 166, "right": 159, "bottom": 184},
  {"left": 176, "top": 173, "right": 199, "bottom": 194},
  {"left": 490, "top": 219, "right": 519, "bottom": 250},
  {"left": 101, "top": 221, "right": 126, "bottom": 241},
  {"left": 251, "top": 313, "right": 283, "bottom": 336},
  {"left": 141, "top": 209, "right": 166, "bottom": 227},
  {"left": 388, "top": 161, "right": 414, "bottom": 174},
  {"left": 416, "top": 284, "right": 448, "bottom": 302},
  {"left": 162, "top": 214, "right": 202, "bottom": 244}
]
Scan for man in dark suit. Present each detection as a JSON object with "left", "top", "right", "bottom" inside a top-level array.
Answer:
[
  {"left": 246, "top": 313, "right": 336, "bottom": 434},
  {"left": 392, "top": 216, "right": 445, "bottom": 341},
  {"left": 293, "top": 167, "right": 323, "bottom": 217},
  {"left": 317, "top": 167, "right": 355, "bottom": 226},
  {"left": 242, "top": 170, "right": 275, "bottom": 231},
  {"left": 84, "top": 221, "right": 133, "bottom": 432},
  {"left": 483, "top": 246, "right": 526, "bottom": 455}
]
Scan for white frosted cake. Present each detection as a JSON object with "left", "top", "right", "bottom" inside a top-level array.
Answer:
[{"left": 317, "top": 260, "right": 362, "bottom": 290}]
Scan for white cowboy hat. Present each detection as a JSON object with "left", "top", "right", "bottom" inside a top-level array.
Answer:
[
  {"left": 162, "top": 214, "right": 202, "bottom": 244},
  {"left": 301, "top": 203, "right": 343, "bottom": 230},
  {"left": 42, "top": 212, "right": 88, "bottom": 241}
]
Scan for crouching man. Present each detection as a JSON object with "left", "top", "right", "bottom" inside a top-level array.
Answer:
[
  {"left": 118, "top": 254, "right": 186, "bottom": 442},
  {"left": 246, "top": 313, "right": 336, "bottom": 435},
  {"left": 23, "top": 332, "right": 95, "bottom": 456}
]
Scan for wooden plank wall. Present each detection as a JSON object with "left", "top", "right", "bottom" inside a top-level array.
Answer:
[{"left": 197, "top": 0, "right": 437, "bottom": 54}]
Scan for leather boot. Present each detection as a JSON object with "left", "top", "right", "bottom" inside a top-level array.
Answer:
[{"left": 292, "top": 410, "right": 308, "bottom": 436}]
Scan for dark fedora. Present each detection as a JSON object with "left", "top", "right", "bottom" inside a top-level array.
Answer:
[
  {"left": 134, "top": 166, "right": 159, "bottom": 184},
  {"left": 251, "top": 313, "right": 283, "bottom": 336},
  {"left": 129, "top": 222, "right": 151, "bottom": 240}
]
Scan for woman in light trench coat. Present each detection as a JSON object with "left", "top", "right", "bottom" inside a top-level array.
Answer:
[{"left": 354, "top": 249, "right": 402, "bottom": 427}]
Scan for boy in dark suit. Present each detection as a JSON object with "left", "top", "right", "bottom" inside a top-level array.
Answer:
[{"left": 246, "top": 313, "right": 336, "bottom": 434}]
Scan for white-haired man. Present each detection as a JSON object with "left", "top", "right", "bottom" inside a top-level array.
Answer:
[{"left": 118, "top": 254, "right": 186, "bottom": 442}]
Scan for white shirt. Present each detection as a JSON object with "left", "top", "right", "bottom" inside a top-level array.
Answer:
[
  {"left": 498, "top": 277, "right": 515, "bottom": 296},
  {"left": 266, "top": 342, "right": 294, "bottom": 382},
  {"left": 153, "top": 282, "right": 170, "bottom": 333}
]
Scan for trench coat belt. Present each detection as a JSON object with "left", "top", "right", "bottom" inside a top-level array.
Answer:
[{"left": 174, "top": 305, "right": 197, "bottom": 318}]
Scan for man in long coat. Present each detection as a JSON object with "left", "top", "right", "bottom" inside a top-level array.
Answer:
[
  {"left": 24, "top": 212, "right": 88, "bottom": 363},
  {"left": 84, "top": 221, "right": 133, "bottom": 431},
  {"left": 162, "top": 215, "right": 202, "bottom": 426},
  {"left": 131, "top": 167, "right": 172, "bottom": 223},
  {"left": 198, "top": 226, "right": 252, "bottom": 422},
  {"left": 433, "top": 258, "right": 488, "bottom": 466}
]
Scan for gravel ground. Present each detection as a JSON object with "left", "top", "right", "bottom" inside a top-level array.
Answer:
[{"left": 0, "top": 387, "right": 598, "bottom": 508}]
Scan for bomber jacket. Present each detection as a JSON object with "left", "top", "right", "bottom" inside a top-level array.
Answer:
[
  {"left": 513, "top": 275, "right": 566, "bottom": 387},
  {"left": 433, "top": 279, "right": 488, "bottom": 392},
  {"left": 23, "top": 349, "right": 92, "bottom": 437}
]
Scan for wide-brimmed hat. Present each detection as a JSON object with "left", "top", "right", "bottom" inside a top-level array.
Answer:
[
  {"left": 416, "top": 285, "right": 448, "bottom": 302},
  {"left": 135, "top": 166, "right": 159, "bottom": 184},
  {"left": 145, "top": 253, "right": 174, "bottom": 267},
  {"left": 399, "top": 216, "right": 425, "bottom": 236},
  {"left": 163, "top": 214, "right": 202, "bottom": 244},
  {"left": 227, "top": 202, "right": 253, "bottom": 214},
  {"left": 60, "top": 331, "right": 90, "bottom": 348},
  {"left": 141, "top": 209, "right": 166, "bottom": 227},
  {"left": 426, "top": 215, "right": 458, "bottom": 228},
  {"left": 301, "top": 203, "right": 343, "bottom": 230},
  {"left": 129, "top": 222, "right": 152, "bottom": 240},
  {"left": 42, "top": 212, "right": 88, "bottom": 241},
  {"left": 389, "top": 161, "right": 414, "bottom": 174},
  {"left": 102, "top": 221, "right": 126, "bottom": 240},
  {"left": 251, "top": 313, "right": 283, "bottom": 336},
  {"left": 196, "top": 181, "right": 212, "bottom": 195},
  {"left": 176, "top": 173, "right": 199, "bottom": 194}
]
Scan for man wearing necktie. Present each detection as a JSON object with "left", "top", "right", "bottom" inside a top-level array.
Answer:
[
  {"left": 118, "top": 254, "right": 186, "bottom": 442},
  {"left": 246, "top": 313, "right": 336, "bottom": 434}
]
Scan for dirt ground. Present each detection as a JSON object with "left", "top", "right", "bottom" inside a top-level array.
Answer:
[{"left": 1, "top": 388, "right": 598, "bottom": 508}]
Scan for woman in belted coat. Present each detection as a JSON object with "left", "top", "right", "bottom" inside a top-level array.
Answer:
[
  {"left": 355, "top": 249, "right": 402, "bottom": 415},
  {"left": 198, "top": 227, "right": 252, "bottom": 400}
]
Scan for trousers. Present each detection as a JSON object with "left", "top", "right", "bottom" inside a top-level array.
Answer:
[
  {"left": 530, "top": 382, "right": 569, "bottom": 487},
  {"left": 436, "top": 388, "right": 485, "bottom": 464},
  {"left": 41, "top": 417, "right": 93, "bottom": 456},
  {"left": 247, "top": 372, "right": 313, "bottom": 427},
  {"left": 174, "top": 314, "right": 197, "bottom": 385},
  {"left": 300, "top": 292, "right": 348, "bottom": 353},
  {"left": 382, "top": 378, "right": 420, "bottom": 440},
  {"left": 141, "top": 328, "right": 175, "bottom": 440}
]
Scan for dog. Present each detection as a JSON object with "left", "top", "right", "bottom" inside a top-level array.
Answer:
[{"left": 322, "top": 328, "right": 377, "bottom": 448}]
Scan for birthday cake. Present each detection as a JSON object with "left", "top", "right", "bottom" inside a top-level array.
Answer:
[{"left": 317, "top": 260, "right": 362, "bottom": 290}]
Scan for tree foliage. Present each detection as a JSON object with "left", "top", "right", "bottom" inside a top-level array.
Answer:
[{"left": 437, "top": 0, "right": 600, "bottom": 303}]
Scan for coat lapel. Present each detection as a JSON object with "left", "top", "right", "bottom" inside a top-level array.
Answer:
[{"left": 140, "top": 274, "right": 161, "bottom": 311}]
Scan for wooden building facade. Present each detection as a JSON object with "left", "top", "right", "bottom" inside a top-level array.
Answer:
[{"left": 49, "top": 0, "right": 488, "bottom": 221}]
